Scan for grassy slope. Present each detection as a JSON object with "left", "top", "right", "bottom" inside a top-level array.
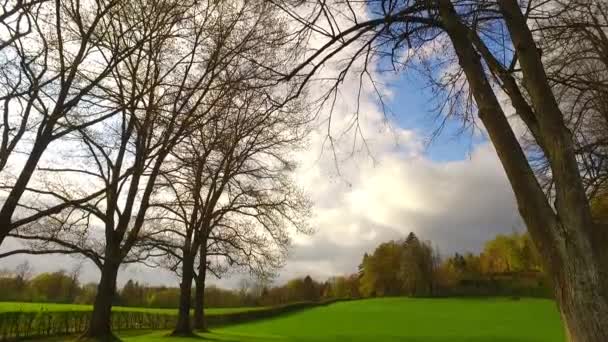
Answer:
[
  {"left": 0, "top": 302, "right": 263, "bottom": 315},
  {"left": 122, "top": 298, "right": 565, "bottom": 342}
]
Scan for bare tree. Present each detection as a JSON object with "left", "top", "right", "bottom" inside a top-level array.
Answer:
[
  {"left": 143, "top": 70, "right": 311, "bottom": 335},
  {"left": 6, "top": 0, "right": 311, "bottom": 338},
  {"left": 0, "top": 1, "right": 48, "bottom": 52},
  {"left": 0, "top": 0, "right": 172, "bottom": 246},
  {"left": 5, "top": 0, "right": 259, "bottom": 338},
  {"left": 271, "top": 0, "right": 608, "bottom": 340},
  {"left": 192, "top": 156, "right": 311, "bottom": 331}
]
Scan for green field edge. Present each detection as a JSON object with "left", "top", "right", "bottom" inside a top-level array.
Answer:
[
  {"left": 0, "top": 302, "right": 267, "bottom": 316},
  {"left": 0, "top": 299, "right": 348, "bottom": 341},
  {"left": 116, "top": 297, "right": 566, "bottom": 342}
]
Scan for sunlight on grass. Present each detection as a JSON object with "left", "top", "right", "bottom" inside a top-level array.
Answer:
[{"left": 120, "top": 298, "right": 565, "bottom": 342}]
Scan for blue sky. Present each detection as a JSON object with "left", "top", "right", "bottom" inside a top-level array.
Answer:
[{"left": 387, "top": 73, "right": 487, "bottom": 162}]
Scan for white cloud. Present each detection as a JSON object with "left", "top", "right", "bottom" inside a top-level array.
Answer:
[{"left": 280, "top": 134, "right": 522, "bottom": 283}]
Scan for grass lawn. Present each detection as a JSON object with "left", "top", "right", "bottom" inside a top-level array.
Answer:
[
  {"left": 120, "top": 297, "right": 565, "bottom": 342},
  {"left": 0, "top": 302, "right": 263, "bottom": 315}
]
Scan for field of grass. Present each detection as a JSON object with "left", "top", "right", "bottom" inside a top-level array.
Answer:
[
  {"left": 120, "top": 298, "right": 565, "bottom": 342},
  {"left": 0, "top": 302, "right": 263, "bottom": 315}
]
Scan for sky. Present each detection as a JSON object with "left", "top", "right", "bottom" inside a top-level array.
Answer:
[
  {"left": 0, "top": 65, "right": 523, "bottom": 289},
  {"left": 0, "top": 4, "right": 524, "bottom": 289},
  {"left": 275, "top": 71, "right": 523, "bottom": 284}
]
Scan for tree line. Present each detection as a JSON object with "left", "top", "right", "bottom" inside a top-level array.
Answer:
[
  {"left": 0, "top": 230, "right": 551, "bottom": 311},
  {"left": 357, "top": 232, "right": 549, "bottom": 299},
  {"left": 0, "top": 263, "right": 330, "bottom": 309}
]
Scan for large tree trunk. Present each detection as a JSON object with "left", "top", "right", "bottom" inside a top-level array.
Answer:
[
  {"left": 81, "top": 261, "right": 120, "bottom": 341},
  {"left": 497, "top": 1, "right": 608, "bottom": 340},
  {"left": 437, "top": 1, "right": 608, "bottom": 340},
  {"left": 172, "top": 249, "right": 195, "bottom": 336},
  {"left": 194, "top": 244, "right": 208, "bottom": 331},
  {"left": 552, "top": 232, "right": 608, "bottom": 342}
]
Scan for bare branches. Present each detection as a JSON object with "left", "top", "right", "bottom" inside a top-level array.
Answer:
[
  {"left": 139, "top": 31, "right": 313, "bottom": 283},
  {"left": 531, "top": 0, "right": 608, "bottom": 200},
  {"left": 0, "top": 0, "right": 195, "bottom": 244},
  {"left": 1, "top": 6, "right": 310, "bottom": 334}
]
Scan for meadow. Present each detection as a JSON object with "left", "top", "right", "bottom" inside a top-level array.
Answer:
[
  {"left": 118, "top": 297, "right": 565, "bottom": 342},
  {"left": 0, "top": 302, "right": 263, "bottom": 315}
]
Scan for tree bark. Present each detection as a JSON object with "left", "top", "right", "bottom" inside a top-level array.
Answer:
[
  {"left": 554, "top": 245, "right": 608, "bottom": 342},
  {"left": 172, "top": 249, "right": 195, "bottom": 336},
  {"left": 80, "top": 261, "right": 120, "bottom": 341},
  {"left": 0, "top": 137, "right": 48, "bottom": 244},
  {"left": 194, "top": 244, "right": 208, "bottom": 331}
]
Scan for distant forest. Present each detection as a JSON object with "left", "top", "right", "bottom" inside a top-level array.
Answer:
[{"left": 0, "top": 231, "right": 550, "bottom": 308}]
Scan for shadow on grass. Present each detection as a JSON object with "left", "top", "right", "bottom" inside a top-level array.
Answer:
[
  {"left": 112, "top": 328, "right": 550, "bottom": 342},
  {"left": 110, "top": 330, "right": 279, "bottom": 342},
  {"left": 197, "top": 331, "right": 547, "bottom": 342}
]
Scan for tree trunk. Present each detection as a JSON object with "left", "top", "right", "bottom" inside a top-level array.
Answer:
[
  {"left": 80, "top": 261, "right": 120, "bottom": 341},
  {"left": 172, "top": 250, "right": 195, "bottom": 336},
  {"left": 553, "top": 233, "right": 608, "bottom": 342},
  {"left": 437, "top": 1, "right": 608, "bottom": 340},
  {"left": 0, "top": 138, "right": 48, "bottom": 245},
  {"left": 194, "top": 245, "right": 208, "bottom": 331}
]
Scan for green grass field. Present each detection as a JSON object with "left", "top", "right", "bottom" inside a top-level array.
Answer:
[
  {"left": 120, "top": 298, "right": 565, "bottom": 342},
  {"left": 0, "top": 302, "right": 263, "bottom": 315}
]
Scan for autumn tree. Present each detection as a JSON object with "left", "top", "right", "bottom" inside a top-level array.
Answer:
[
  {"left": 29, "top": 270, "right": 79, "bottom": 303},
  {"left": 481, "top": 235, "right": 522, "bottom": 274},
  {"left": 398, "top": 234, "right": 436, "bottom": 296},
  {"left": 359, "top": 241, "right": 401, "bottom": 297},
  {"left": 325, "top": 275, "right": 360, "bottom": 299},
  {"left": 358, "top": 233, "right": 436, "bottom": 297}
]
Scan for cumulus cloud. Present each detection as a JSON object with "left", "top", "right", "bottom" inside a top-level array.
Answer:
[
  {"left": 279, "top": 131, "right": 522, "bottom": 283},
  {"left": 252, "top": 81, "right": 516, "bottom": 286}
]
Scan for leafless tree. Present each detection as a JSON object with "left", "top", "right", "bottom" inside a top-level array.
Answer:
[
  {"left": 4, "top": 0, "right": 311, "bottom": 338},
  {"left": 141, "top": 66, "right": 311, "bottom": 335},
  {"left": 0, "top": 0, "right": 173, "bottom": 246},
  {"left": 4, "top": 0, "right": 264, "bottom": 338},
  {"left": 0, "top": 1, "right": 47, "bottom": 53},
  {"left": 270, "top": 0, "right": 608, "bottom": 340},
  {"left": 191, "top": 159, "right": 311, "bottom": 331}
]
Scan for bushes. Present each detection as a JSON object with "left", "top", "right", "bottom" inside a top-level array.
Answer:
[
  {"left": 0, "top": 311, "right": 92, "bottom": 340},
  {"left": 433, "top": 272, "right": 553, "bottom": 298},
  {"left": 0, "top": 299, "right": 346, "bottom": 341},
  {"left": 0, "top": 310, "right": 178, "bottom": 340}
]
